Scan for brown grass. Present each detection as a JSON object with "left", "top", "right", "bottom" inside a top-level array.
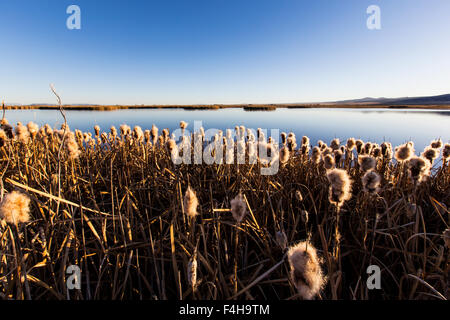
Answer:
[{"left": 0, "top": 121, "right": 448, "bottom": 300}]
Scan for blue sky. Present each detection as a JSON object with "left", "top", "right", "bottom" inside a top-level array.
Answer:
[{"left": 1, "top": 0, "right": 449, "bottom": 105}]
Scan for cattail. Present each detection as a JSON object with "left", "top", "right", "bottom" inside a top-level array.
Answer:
[
  {"left": 133, "top": 125, "right": 144, "bottom": 142},
  {"left": 230, "top": 193, "right": 247, "bottom": 223},
  {"left": 330, "top": 138, "right": 340, "bottom": 151},
  {"left": 380, "top": 142, "right": 393, "bottom": 159},
  {"left": 162, "top": 128, "right": 170, "bottom": 142},
  {"left": 287, "top": 135, "right": 297, "bottom": 152},
  {"left": 280, "top": 147, "right": 290, "bottom": 164},
  {"left": 183, "top": 187, "right": 199, "bottom": 218},
  {"left": 358, "top": 155, "right": 376, "bottom": 172},
  {"left": 94, "top": 125, "right": 100, "bottom": 137},
  {"left": 326, "top": 169, "right": 352, "bottom": 207},
  {"left": 362, "top": 171, "right": 381, "bottom": 193},
  {"left": 287, "top": 241, "right": 326, "bottom": 300},
  {"left": 372, "top": 146, "right": 382, "bottom": 158},
  {"left": 323, "top": 154, "right": 335, "bottom": 170},
  {"left": 317, "top": 140, "right": 324, "bottom": 149},
  {"left": 15, "top": 122, "right": 29, "bottom": 143},
  {"left": 151, "top": 124, "right": 158, "bottom": 145},
  {"left": 408, "top": 156, "right": 430, "bottom": 184},
  {"left": 281, "top": 132, "right": 287, "bottom": 145},
  {"left": 143, "top": 129, "right": 151, "bottom": 144},
  {"left": 110, "top": 126, "right": 117, "bottom": 139},
  {"left": 1, "top": 122, "right": 14, "bottom": 139},
  {"left": 301, "top": 136, "right": 309, "bottom": 147},
  {"left": 0, "top": 191, "right": 31, "bottom": 225},
  {"left": 0, "top": 129, "right": 7, "bottom": 147},
  {"left": 321, "top": 147, "right": 332, "bottom": 156},
  {"left": 27, "top": 122, "right": 39, "bottom": 139},
  {"left": 443, "top": 228, "right": 450, "bottom": 249},
  {"left": 346, "top": 138, "right": 356, "bottom": 151},
  {"left": 430, "top": 139, "right": 443, "bottom": 149},
  {"left": 180, "top": 121, "right": 188, "bottom": 132},
  {"left": 443, "top": 144, "right": 450, "bottom": 161},
  {"left": 120, "top": 124, "right": 130, "bottom": 136},
  {"left": 394, "top": 142, "right": 415, "bottom": 162},
  {"left": 363, "top": 142, "right": 373, "bottom": 155},
  {"left": 295, "top": 190, "right": 303, "bottom": 202},
  {"left": 100, "top": 132, "right": 108, "bottom": 144},
  {"left": 187, "top": 252, "right": 198, "bottom": 289},
  {"left": 334, "top": 149, "right": 343, "bottom": 166},
  {"left": 355, "top": 139, "right": 364, "bottom": 154},
  {"left": 421, "top": 146, "right": 439, "bottom": 165},
  {"left": 65, "top": 131, "right": 81, "bottom": 160},
  {"left": 311, "top": 146, "right": 321, "bottom": 164}
]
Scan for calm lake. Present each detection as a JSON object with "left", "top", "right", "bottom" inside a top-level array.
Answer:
[{"left": 4, "top": 108, "right": 450, "bottom": 154}]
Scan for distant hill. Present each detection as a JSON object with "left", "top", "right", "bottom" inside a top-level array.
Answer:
[{"left": 331, "top": 93, "right": 450, "bottom": 105}]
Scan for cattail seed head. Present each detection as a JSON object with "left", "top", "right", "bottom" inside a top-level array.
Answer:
[
  {"left": 394, "top": 142, "right": 415, "bottom": 162},
  {"left": 326, "top": 169, "right": 352, "bottom": 207},
  {"left": 94, "top": 125, "right": 100, "bottom": 137},
  {"left": 421, "top": 146, "right": 439, "bottom": 164},
  {"left": 187, "top": 253, "right": 198, "bottom": 289},
  {"left": 443, "top": 144, "right": 450, "bottom": 161},
  {"left": 230, "top": 193, "right": 247, "bottom": 223},
  {"left": 0, "top": 129, "right": 7, "bottom": 147},
  {"left": 287, "top": 241, "right": 326, "bottom": 300},
  {"left": 0, "top": 191, "right": 31, "bottom": 226},
  {"left": 15, "top": 122, "right": 30, "bottom": 143},
  {"left": 430, "top": 139, "right": 443, "bottom": 149},
  {"left": 346, "top": 138, "right": 356, "bottom": 151},
  {"left": 183, "top": 187, "right": 199, "bottom": 218},
  {"left": 355, "top": 139, "right": 364, "bottom": 154},
  {"left": 362, "top": 170, "right": 381, "bottom": 193},
  {"left": 408, "top": 156, "right": 431, "bottom": 184},
  {"left": 358, "top": 155, "right": 376, "bottom": 172},
  {"left": 330, "top": 138, "right": 340, "bottom": 151},
  {"left": 26, "top": 122, "right": 39, "bottom": 139},
  {"left": 323, "top": 154, "right": 335, "bottom": 170}
]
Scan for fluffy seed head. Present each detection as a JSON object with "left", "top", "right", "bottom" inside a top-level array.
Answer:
[
  {"left": 362, "top": 171, "right": 381, "bottom": 193},
  {"left": 311, "top": 146, "right": 321, "bottom": 164},
  {"left": 421, "top": 146, "right": 439, "bottom": 164},
  {"left": 394, "top": 142, "right": 415, "bottom": 162},
  {"left": 287, "top": 241, "right": 326, "bottom": 300},
  {"left": 94, "top": 125, "right": 100, "bottom": 137},
  {"left": 408, "top": 156, "right": 431, "bottom": 184},
  {"left": 326, "top": 169, "right": 352, "bottom": 207},
  {"left": 355, "top": 139, "right": 364, "bottom": 154},
  {"left": 27, "top": 122, "right": 39, "bottom": 139},
  {"left": 0, "top": 191, "right": 31, "bottom": 225},
  {"left": 430, "top": 139, "right": 443, "bottom": 149},
  {"left": 323, "top": 154, "right": 335, "bottom": 170},
  {"left": 15, "top": 122, "right": 30, "bottom": 143},
  {"left": 358, "top": 155, "right": 376, "bottom": 172},
  {"left": 443, "top": 144, "right": 450, "bottom": 161},
  {"left": 346, "top": 138, "right": 356, "bottom": 151},
  {"left": 330, "top": 138, "right": 340, "bottom": 151},
  {"left": 183, "top": 187, "right": 199, "bottom": 218}
]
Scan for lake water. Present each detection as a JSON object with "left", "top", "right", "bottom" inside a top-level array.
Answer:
[{"left": 3, "top": 108, "right": 449, "bottom": 153}]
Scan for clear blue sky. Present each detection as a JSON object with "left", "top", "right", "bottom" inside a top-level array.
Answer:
[{"left": 1, "top": 0, "right": 449, "bottom": 105}]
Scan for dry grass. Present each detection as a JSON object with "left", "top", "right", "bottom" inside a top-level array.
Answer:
[{"left": 0, "top": 120, "right": 448, "bottom": 301}]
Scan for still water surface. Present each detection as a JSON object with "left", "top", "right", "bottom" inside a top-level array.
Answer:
[{"left": 4, "top": 108, "right": 449, "bottom": 153}]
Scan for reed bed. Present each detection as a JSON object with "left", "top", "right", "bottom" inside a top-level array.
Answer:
[{"left": 0, "top": 119, "right": 448, "bottom": 300}]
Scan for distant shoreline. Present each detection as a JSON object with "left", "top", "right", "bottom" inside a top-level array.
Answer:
[{"left": 3, "top": 104, "right": 450, "bottom": 111}]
